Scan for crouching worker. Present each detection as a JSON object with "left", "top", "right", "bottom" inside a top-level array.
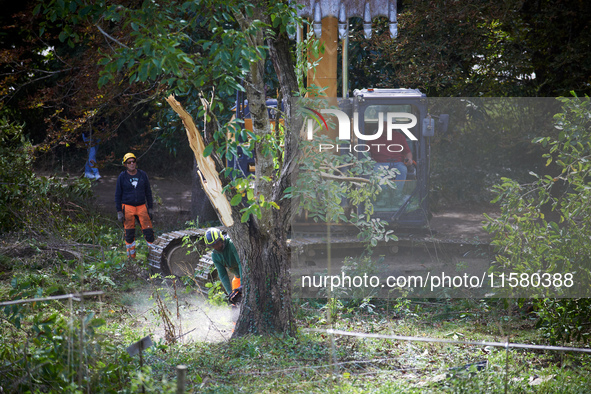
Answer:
[
  {"left": 115, "top": 153, "right": 155, "bottom": 259},
  {"left": 204, "top": 228, "right": 242, "bottom": 304}
]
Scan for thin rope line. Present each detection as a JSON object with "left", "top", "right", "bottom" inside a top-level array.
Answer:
[
  {"left": 305, "top": 328, "right": 591, "bottom": 354},
  {"left": 0, "top": 291, "right": 104, "bottom": 306}
]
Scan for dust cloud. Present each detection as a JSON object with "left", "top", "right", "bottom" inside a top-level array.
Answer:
[{"left": 123, "top": 286, "right": 238, "bottom": 343}]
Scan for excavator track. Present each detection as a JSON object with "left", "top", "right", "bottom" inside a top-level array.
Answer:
[{"left": 147, "top": 229, "right": 215, "bottom": 294}]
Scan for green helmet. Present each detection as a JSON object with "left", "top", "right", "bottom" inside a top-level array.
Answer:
[{"left": 204, "top": 228, "right": 223, "bottom": 246}]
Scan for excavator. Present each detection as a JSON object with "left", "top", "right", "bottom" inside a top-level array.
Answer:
[{"left": 147, "top": 1, "right": 486, "bottom": 298}]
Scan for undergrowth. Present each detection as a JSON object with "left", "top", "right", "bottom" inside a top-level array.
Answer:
[{"left": 2, "top": 260, "right": 591, "bottom": 393}]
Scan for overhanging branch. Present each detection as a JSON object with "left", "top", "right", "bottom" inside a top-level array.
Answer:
[
  {"left": 319, "top": 172, "right": 371, "bottom": 184},
  {"left": 95, "top": 24, "right": 130, "bottom": 48}
]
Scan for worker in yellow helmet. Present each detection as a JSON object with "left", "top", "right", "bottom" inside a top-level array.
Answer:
[
  {"left": 205, "top": 228, "right": 242, "bottom": 304},
  {"left": 115, "top": 153, "right": 154, "bottom": 259}
]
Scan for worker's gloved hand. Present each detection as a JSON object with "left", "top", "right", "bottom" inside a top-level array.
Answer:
[
  {"left": 117, "top": 211, "right": 124, "bottom": 223},
  {"left": 148, "top": 208, "right": 154, "bottom": 220},
  {"left": 228, "top": 286, "right": 243, "bottom": 304}
]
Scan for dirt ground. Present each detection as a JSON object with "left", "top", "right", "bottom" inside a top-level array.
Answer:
[{"left": 90, "top": 173, "right": 497, "bottom": 243}]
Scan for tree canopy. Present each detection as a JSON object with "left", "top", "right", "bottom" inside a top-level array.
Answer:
[{"left": 346, "top": 0, "right": 591, "bottom": 97}]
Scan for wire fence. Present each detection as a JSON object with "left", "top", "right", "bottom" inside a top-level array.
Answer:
[
  {"left": 303, "top": 326, "right": 591, "bottom": 394},
  {"left": 0, "top": 291, "right": 104, "bottom": 307}
]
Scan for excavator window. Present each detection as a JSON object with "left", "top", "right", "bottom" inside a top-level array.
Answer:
[{"left": 358, "top": 104, "right": 421, "bottom": 213}]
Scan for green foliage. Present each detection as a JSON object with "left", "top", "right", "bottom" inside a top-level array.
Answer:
[
  {"left": 1, "top": 279, "right": 133, "bottom": 393},
  {"left": 226, "top": 173, "right": 281, "bottom": 223},
  {"left": 94, "top": 1, "right": 250, "bottom": 97},
  {"left": 485, "top": 97, "right": 591, "bottom": 292},
  {"left": 0, "top": 234, "right": 187, "bottom": 393},
  {"left": 0, "top": 118, "right": 92, "bottom": 234},
  {"left": 295, "top": 30, "right": 324, "bottom": 95},
  {"left": 222, "top": 119, "right": 281, "bottom": 223},
  {"left": 535, "top": 298, "right": 591, "bottom": 345},
  {"left": 35, "top": 0, "right": 285, "bottom": 110},
  {"left": 348, "top": 1, "right": 591, "bottom": 97},
  {"left": 205, "top": 280, "right": 227, "bottom": 307},
  {"left": 290, "top": 133, "right": 398, "bottom": 244},
  {"left": 128, "top": 366, "right": 177, "bottom": 394},
  {"left": 485, "top": 96, "right": 591, "bottom": 343},
  {"left": 428, "top": 98, "right": 560, "bottom": 205}
]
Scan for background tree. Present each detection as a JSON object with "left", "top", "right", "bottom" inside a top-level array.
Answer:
[
  {"left": 347, "top": 0, "right": 591, "bottom": 97},
  {"left": 342, "top": 0, "right": 591, "bottom": 205},
  {"left": 0, "top": 0, "right": 195, "bottom": 176},
  {"left": 0, "top": 118, "right": 92, "bottom": 234}
]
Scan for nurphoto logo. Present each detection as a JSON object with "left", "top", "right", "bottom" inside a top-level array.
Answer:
[{"left": 303, "top": 108, "right": 417, "bottom": 152}]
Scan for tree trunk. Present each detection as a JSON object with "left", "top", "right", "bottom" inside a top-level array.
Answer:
[
  {"left": 230, "top": 6, "right": 301, "bottom": 337},
  {"left": 230, "top": 212, "right": 294, "bottom": 336},
  {"left": 168, "top": 4, "right": 301, "bottom": 337}
]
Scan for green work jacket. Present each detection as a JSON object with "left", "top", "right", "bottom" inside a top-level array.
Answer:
[{"left": 212, "top": 238, "right": 242, "bottom": 294}]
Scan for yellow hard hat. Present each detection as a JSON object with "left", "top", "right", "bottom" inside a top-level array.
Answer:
[
  {"left": 122, "top": 152, "right": 136, "bottom": 164},
  {"left": 204, "top": 228, "right": 223, "bottom": 246}
]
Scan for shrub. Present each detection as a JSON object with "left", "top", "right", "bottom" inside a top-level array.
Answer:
[
  {"left": 0, "top": 118, "right": 92, "bottom": 235},
  {"left": 485, "top": 96, "right": 591, "bottom": 344}
]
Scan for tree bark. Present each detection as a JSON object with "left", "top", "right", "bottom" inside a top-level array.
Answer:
[
  {"left": 231, "top": 211, "right": 295, "bottom": 336},
  {"left": 231, "top": 5, "right": 301, "bottom": 337}
]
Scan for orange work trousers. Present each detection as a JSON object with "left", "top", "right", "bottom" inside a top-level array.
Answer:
[{"left": 122, "top": 204, "right": 154, "bottom": 258}]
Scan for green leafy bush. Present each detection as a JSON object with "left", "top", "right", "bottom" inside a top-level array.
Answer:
[
  {"left": 485, "top": 96, "right": 591, "bottom": 344},
  {"left": 0, "top": 118, "right": 92, "bottom": 235},
  {"left": 0, "top": 278, "right": 135, "bottom": 392},
  {"left": 535, "top": 298, "right": 591, "bottom": 345}
]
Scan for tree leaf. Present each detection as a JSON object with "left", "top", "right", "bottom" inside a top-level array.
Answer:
[
  {"left": 203, "top": 143, "right": 213, "bottom": 157},
  {"left": 230, "top": 193, "right": 243, "bottom": 206}
]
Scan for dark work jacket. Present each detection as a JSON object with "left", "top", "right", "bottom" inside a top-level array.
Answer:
[{"left": 115, "top": 169, "right": 153, "bottom": 212}]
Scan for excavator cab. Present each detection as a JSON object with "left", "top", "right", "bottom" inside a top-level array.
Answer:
[{"left": 351, "top": 88, "right": 439, "bottom": 227}]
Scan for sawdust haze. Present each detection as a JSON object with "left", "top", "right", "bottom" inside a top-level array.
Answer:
[{"left": 125, "top": 287, "right": 239, "bottom": 344}]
